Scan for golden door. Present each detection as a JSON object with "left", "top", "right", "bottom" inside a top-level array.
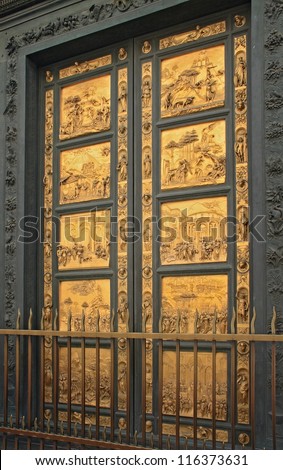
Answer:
[{"left": 41, "top": 9, "right": 250, "bottom": 443}]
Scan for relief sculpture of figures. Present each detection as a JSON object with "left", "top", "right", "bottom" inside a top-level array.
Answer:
[
  {"left": 161, "top": 275, "right": 228, "bottom": 335},
  {"left": 60, "top": 142, "right": 110, "bottom": 204},
  {"left": 161, "top": 120, "right": 226, "bottom": 189},
  {"left": 59, "top": 279, "right": 110, "bottom": 333},
  {"left": 161, "top": 45, "right": 225, "bottom": 118},
  {"left": 59, "top": 74, "right": 111, "bottom": 140},
  {"left": 160, "top": 197, "right": 227, "bottom": 265},
  {"left": 162, "top": 351, "right": 227, "bottom": 420},
  {"left": 58, "top": 210, "right": 110, "bottom": 270}
]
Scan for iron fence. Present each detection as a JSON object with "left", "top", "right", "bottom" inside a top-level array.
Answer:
[{"left": 0, "top": 309, "right": 282, "bottom": 450}]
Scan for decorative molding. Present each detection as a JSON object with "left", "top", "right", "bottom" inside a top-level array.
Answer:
[{"left": 264, "top": 0, "right": 283, "bottom": 23}]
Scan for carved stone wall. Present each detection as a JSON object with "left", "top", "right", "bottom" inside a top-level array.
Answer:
[{"left": 264, "top": 0, "right": 283, "bottom": 440}]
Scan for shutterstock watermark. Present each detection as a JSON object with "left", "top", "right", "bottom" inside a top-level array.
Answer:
[{"left": 17, "top": 208, "right": 266, "bottom": 245}]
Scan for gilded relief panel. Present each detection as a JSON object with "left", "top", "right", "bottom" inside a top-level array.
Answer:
[
  {"left": 159, "top": 21, "right": 226, "bottom": 50},
  {"left": 59, "top": 347, "right": 111, "bottom": 408},
  {"left": 161, "top": 45, "right": 225, "bottom": 118},
  {"left": 59, "top": 55, "right": 112, "bottom": 79},
  {"left": 160, "top": 197, "right": 227, "bottom": 265},
  {"left": 59, "top": 74, "right": 111, "bottom": 140},
  {"left": 162, "top": 351, "right": 228, "bottom": 420},
  {"left": 58, "top": 210, "right": 110, "bottom": 270},
  {"left": 162, "top": 424, "right": 228, "bottom": 442},
  {"left": 59, "top": 279, "right": 110, "bottom": 332},
  {"left": 161, "top": 120, "right": 226, "bottom": 190},
  {"left": 60, "top": 142, "right": 111, "bottom": 204},
  {"left": 161, "top": 275, "right": 228, "bottom": 334}
]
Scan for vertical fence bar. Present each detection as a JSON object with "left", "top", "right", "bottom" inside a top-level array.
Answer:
[
  {"left": 250, "top": 308, "right": 256, "bottom": 450},
  {"left": 53, "top": 311, "right": 59, "bottom": 446},
  {"left": 14, "top": 310, "right": 21, "bottom": 449},
  {"left": 110, "top": 310, "right": 115, "bottom": 443},
  {"left": 126, "top": 340, "right": 131, "bottom": 444},
  {"left": 231, "top": 342, "right": 236, "bottom": 449},
  {"left": 175, "top": 314, "right": 181, "bottom": 449},
  {"left": 158, "top": 337, "right": 163, "bottom": 449},
  {"left": 67, "top": 312, "right": 72, "bottom": 441},
  {"left": 230, "top": 309, "right": 236, "bottom": 450},
  {"left": 40, "top": 310, "right": 45, "bottom": 450},
  {"left": 141, "top": 336, "right": 146, "bottom": 446},
  {"left": 95, "top": 311, "right": 100, "bottom": 441},
  {"left": 81, "top": 312, "right": 86, "bottom": 438},
  {"left": 271, "top": 307, "right": 277, "bottom": 450},
  {"left": 27, "top": 309, "right": 33, "bottom": 449},
  {"left": 193, "top": 314, "right": 198, "bottom": 449},
  {"left": 211, "top": 314, "right": 217, "bottom": 449},
  {"left": 3, "top": 333, "right": 9, "bottom": 449}
]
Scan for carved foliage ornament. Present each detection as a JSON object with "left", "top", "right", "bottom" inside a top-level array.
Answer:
[{"left": 5, "top": 1, "right": 157, "bottom": 56}]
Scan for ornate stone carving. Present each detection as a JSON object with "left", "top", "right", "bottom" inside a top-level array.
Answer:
[
  {"left": 266, "top": 90, "right": 283, "bottom": 109},
  {"left": 266, "top": 121, "right": 283, "bottom": 139},
  {"left": 265, "top": 30, "right": 283, "bottom": 51},
  {"left": 264, "top": 60, "right": 283, "bottom": 82},
  {"left": 234, "top": 15, "right": 246, "bottom": 27},
  {"left": 267, "top": 246, "right": 283, "bottom": 267},
  {"left": 265, "top": 0, "right": 283, "bottom": 22}
]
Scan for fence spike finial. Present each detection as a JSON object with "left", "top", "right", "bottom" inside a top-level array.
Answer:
[
  {"left": 22, "top": 416, "right": 25, "bottom": 430},
  {"left": 251, "top": 307, "right": 256, "bottom": 334},
  {"left": 184, "top": 436, "right": 188, "bottom": 450},
  {"left": 102, "top": 426, "right": 107, "bottom": 441},
  {"left": 202, "top": 438, "right": 206, "bottom": 450},
  {"left": 126, "top": 308, "right": 130, "bottom": 332},
  {"left": 212, "top": 309, "right": 217, "bottom": 334},
  {"left": 41, "top": 308, "right": 45, "bottom": 330},
  {"left": 96, "top": 309, "right": 100, "bottom": 332},
  {"left": 53, "top": 309, "right": 59, "bottom": 331},
  {"left": 222, "top": 441, "right": 225, "bottom": 450},
  {"left": 166, "top": 434, "right": 171, "bottom": 450},
  {"left": 118, "top": 428, "right": 122, "bottom": 444},
  {"left": 9, "top": 414, "right": 13, "bottom": 428},
  {"left": 81, "top": 310, "right": 85, "bottom": 332},
  {"left": 34, "top": 417, "right": 38, "bottom": 432},
  {"left": 231, "top": 307, "right": 236, "bottom": 334},
  {"left": 150, "top": 432, "right": 154, "bottom": 448},
  {"left": 111, "top": 308, "right": 116, "bottom": 332},
  {"left": 16, "top": 309, "right": 21, "bottom": 330},
  {"left": 88, "top": 424, "right": 92, "bottom": 439},
  {"left": 60, "top": 420, "right": 64, "bottom": 435},
  {"left": 159, "top": 308, "right": 163, "bottom": 333},
  {"left": 67, "top": 310, "right": 72, "bottom": 332},
  {"left": 74, "top": 422, "right": 78, "bottom": 437},
  {"left": 134, "top": 430, "right": 138, "bottom": 446},
  {"left": 194, "top": 310, "right": 199, "bottom": 334},
  {"left": 176, "top": 310, "right": 181, "bottom": 334},
  {"left": 28, "top": 309, "right": 33, "bottom": 330},
  {"left": 271, "top": 306, "right": 277, "bottom": 334},
  {"left": 47, "top": 417, "right": 51, "bottom": 433}
]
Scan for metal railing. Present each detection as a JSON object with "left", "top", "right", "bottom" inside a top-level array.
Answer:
[{"left": 0, "top": 308, "right": 282, "bottom": 450}]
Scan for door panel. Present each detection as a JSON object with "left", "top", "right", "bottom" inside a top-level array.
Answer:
[{"left": 41, "top": 8, "right": 250, "bottom": 442}]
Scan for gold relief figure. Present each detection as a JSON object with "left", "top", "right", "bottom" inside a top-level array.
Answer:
[
  {"left": 161, "top": 120, "right": 226, "bottom": 189},
  {"left": 59, "top": 347, "right": 111, "bottom": 407},
  {"left": 118, "top": 81, "right": 127, "bottom": 113},
  {"left": 234, "top": 54, "right": 247, "bottom": 87},
  {"left": 161, "top": 45, "right": 225, "bottom": 118},
  {"left": 58, "top": 210, "right": 110, "bottom": 270},
  {"left": 59, "top": 279, "right": 110, "bottom": 332},
  {"left": 59, "top": 74, "right": 111, "bottom": 140},
  {"left": 160, "top": 197, "right": 227, "bottom": 265},
  {"left": 59, "top": 55, "right": 112, "bottom": 79},
  {"left": 60, "top": 142, "right": 110, "bottom": 204},
  {"left": 159, "top": 21, "right": 226, "bottom": 50},
  {"left": 161, "top": 275, "right": 228, "bottom": 335},
  {"left": 142, "top": 77, "right": 152, "bottom": 108},
  {"left": 162, "top": 351, "right": 227, "bottom": 420}
]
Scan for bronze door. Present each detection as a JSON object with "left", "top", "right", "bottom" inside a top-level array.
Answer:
[{"left": 41, "top": 9, "right": 250, "bottom": 442}]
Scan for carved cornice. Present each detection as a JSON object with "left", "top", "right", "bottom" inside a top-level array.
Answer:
[{"left": 0, "top": 0, "right": 47, "bottom": 17}]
